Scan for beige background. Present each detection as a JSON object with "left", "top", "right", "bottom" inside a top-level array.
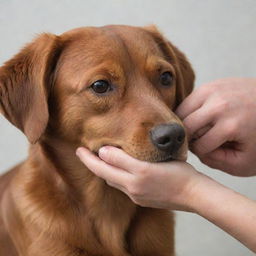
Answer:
[{"left": 0, "top": 0, "right": 256, "bottom": 255}]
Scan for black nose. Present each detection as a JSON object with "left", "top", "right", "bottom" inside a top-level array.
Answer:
[{"left": 150, "top": 123, "right": 185, "bottom": 154}]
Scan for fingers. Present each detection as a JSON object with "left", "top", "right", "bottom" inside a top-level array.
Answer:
[
  {"left": 192, "top": 125, "right": 212, "bottom": 140},
  {"left": 176, "top": 85, "right": 212, "bottom": 120},
  {"left": 183, "top": 106, "right": 214, "bottom": 139},
  {"left": 199, "top": 148, "right": 240, "bottom": 175},
  {"left": 98, "top": 146, "right": 147, "bottom": 173},
  {"left": 76, "top": 147, "right": 132, "bottom": 186},
  {"left": 76, "top": 147, "right": 152, "bottom": 204},
  {"left": 190, "top": 121, "right": 233, "bottom": 155},
  {"left": 200, "top": 148, "right": 230, "bottom": 169},
  {"left": 199, "top": 147, "right": 253, "bottom": 177}
]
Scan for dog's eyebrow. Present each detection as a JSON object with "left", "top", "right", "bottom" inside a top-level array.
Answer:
[
  {"left": 145, "top": 56, "right": 175, "bottom": 74},
  {"left": 75, "top": 62, "right": 125, "bottom": 93}
]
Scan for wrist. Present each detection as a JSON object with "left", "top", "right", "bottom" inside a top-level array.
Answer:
[
  {"left": 184, "top": 172, "right": 224, "bottom": 213},
  {"left": 185, "top": 172, "right": 240, "bottom": 219},
  {"left": 165, "top": 164, "right": 212, "bottom": 212}
]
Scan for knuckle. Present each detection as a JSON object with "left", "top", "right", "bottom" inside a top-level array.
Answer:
[
  {"left": 137, "top": 162, "right": 150, "bottom": 175},
  {"left": 225, "top": 120, "right": 239, "bottom": 137},
  {"left": 199, "top": 83, "right": 211, "bottom": 93},
  {"left": 213, "top": 99, "right": 229, "bottom": 116},
  {"left": 128, "top": 180, "right": 141, "bottom": 197},
  {"left": 183, "top": 117, "right": 192, "bottom": 130},
  {"left": 199, "top": 82, "right": 216, "bottom": 94}
]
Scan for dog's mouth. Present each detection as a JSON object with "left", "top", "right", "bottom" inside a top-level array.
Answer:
[
  {"left": 156, "top": 156, "right": 174, "bottom": 162},
  {"left": 93, "top": 144, "right": 177, "bottom": 163},
  {"left": 91, "top": 142, "right": 186, "bottom": 162},
  {"left": 151, "top": 151, "right": 187, "bottom": 162}
]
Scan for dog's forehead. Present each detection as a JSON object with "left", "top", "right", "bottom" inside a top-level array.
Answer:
[
  {"left": 56, "top": 26, "right": 169, "bottom": 92},
  {"left": 60, "top": 25, "right": 164, "bottom": 65},
  {"left": 102, "top": 25, "right": 163, "bottom": 56}
]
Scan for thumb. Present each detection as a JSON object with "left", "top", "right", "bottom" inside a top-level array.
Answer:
[{"left": 98, "top": 146, "right": 146, "bottom": 173}]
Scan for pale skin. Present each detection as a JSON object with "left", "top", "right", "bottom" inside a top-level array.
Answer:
[{"left": 76, "top": 78, "right": 256, "bottom": 252}]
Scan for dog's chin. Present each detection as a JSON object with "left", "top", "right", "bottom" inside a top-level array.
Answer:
[
  {"left": 155, "top": 156, "right": 174, "bottom": 162},
  {"left": 125, "top": 151, "right": 186, "bottom": 163},
  {"left": 146, "top": 155, "right": 177, "bottom": 163},
  {"left": 142, "top": 152, "right": 187, "bottom": 163}
]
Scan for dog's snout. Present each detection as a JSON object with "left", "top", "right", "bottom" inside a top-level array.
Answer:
[{"left": 150, "top": 123, "right": 185, "bottom": 154}]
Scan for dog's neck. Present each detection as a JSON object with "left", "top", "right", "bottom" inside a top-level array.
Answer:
[
  {"left": 28, "top": 135, "right": 95, "bottom": 191},
  {"left": 24, "top": 135, "right": 137, "bottom": 255}
]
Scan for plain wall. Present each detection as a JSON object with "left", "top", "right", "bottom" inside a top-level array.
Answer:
[{"left": 0, "top": 0, "right": 256, "bottom": 255}]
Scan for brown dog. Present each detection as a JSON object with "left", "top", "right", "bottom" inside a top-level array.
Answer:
[{"left": 0, "top": 25, "right": 194, "bottom": 256}]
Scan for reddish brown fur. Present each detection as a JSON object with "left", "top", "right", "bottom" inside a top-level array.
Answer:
[{"left": 0, "top": 25, "right": 194, "bottom": 256}]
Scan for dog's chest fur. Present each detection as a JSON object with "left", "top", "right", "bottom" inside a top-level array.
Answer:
[{"left": 8, "top": 160, "right": 174, "bottom": 256}]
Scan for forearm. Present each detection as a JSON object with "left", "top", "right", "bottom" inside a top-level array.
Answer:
[{"left": 188, "top": 175, "right": 256, "bottom": 252}]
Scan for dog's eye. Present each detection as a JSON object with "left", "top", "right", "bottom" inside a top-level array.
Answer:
[
  {"left": 160, "top": 72, "right": 173, "bottom": 86},
  {"left": 91, "top": 80, "right": 111, "bottom": 94}
]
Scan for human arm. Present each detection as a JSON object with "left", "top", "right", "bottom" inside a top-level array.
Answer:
[
  {"left": 188, "top": 173, "right": 256, "bottom": 252},
  {"left": 176, "top": 78, "right": 256, "bottom": 176},
  {"left": 76, "top": 146, "right": 256, "bottom": 252}
]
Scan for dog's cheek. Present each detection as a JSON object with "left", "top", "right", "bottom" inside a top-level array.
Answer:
[{"left": 52, "top": 96, "right": 88, "bottom": 143}]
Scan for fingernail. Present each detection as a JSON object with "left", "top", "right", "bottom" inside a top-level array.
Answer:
[{"left": 99, "top": 146, "right": 109, "bottom": 157}]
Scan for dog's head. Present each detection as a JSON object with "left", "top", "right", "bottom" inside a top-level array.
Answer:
[{"left": 0, "top": 25, "right": 194, "bottom": 162}]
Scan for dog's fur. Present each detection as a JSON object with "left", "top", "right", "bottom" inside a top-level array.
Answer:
[{"left": 0, "top": 25, "right": 194, "bottom": 256}]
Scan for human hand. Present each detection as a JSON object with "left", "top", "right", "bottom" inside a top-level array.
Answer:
[
  {"left": 76, "top": 146, "right": 256, "bottom": 252},
  {"left": 76, "top": 146, "right": 204, "bottom": 211},
  {"left": 176, "top": 78, "right": 256, "bottom": 176}
]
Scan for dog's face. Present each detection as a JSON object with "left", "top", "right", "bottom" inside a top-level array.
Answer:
[{"left": 0, "top": 25, "right": 194, "bottom": 162}]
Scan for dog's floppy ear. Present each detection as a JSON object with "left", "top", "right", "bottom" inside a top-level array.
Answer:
[
  {"left": 0, "top": 33, "right": 62, "bottom": 144},
  {"left": 170, "top": 43, "right": 195, "bottom": 106},
  {"left": 144, "top": 25, "right": 195, "bottom": 107}
]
